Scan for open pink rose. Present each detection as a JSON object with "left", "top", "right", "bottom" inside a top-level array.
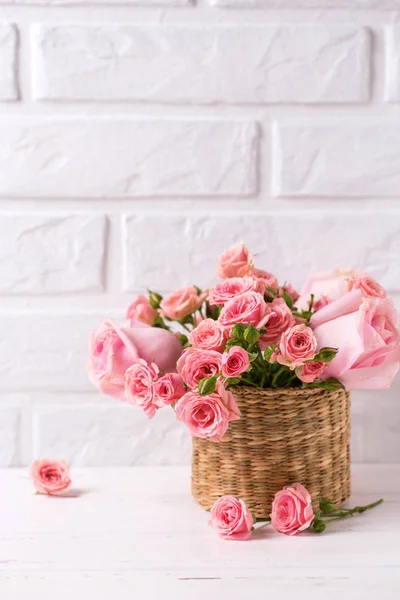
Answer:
[
  {"left": 189, "top": 318, "right": 227, "bottom": 352},
  {"left": 311, "top": 290, "right": 400, "bottom": 389},
  {"left": 154, "top": 373, "right": 185, "bottom": 407},
  {"left": 125, "top": 359, "right": 160, "bottom": 418},
  {"left": 259, "top": 298, "right": 296, "bottom": 349},
  {"left": 270, "top": 483, "right": 314, "bottom": 535},
  {"left": 208, "top": 277, "right": 260, "bottom": 307},
  {"left": 298, "top": 268, "right": 358, "bottom": 310},
  {"left": 126, "top": 295, "right": 158, "bottom": 325},
  {"left": 210, "top": 495, "right": 253, "bottom": 541},
  {"left": 88, "top": 320, "right": 182, "bottom": 400},
  {"left": 160, "top": 286, "right": 205, "bottom": 321},
  {"left": 278, "top": 324, "right": 318, "bottom": 368},
  {"left": 348, "top": 274, "right": 387, "bottom": 298},
  {"left": 221, "top": 346, "right": 250, "bottom": 378},
  {"left": 30, "top": 459, "right": 71, "bottom": 496},
  {"left": 175, "top": 381, "right": 240, "bottom": 442},
  {"left": 219, "top": 291, "right": 268, "bottom": 331},
  {"left": 177, "top": 348, "right": 222, "bottom": 390},
  {"left": 296, "top": 361, "right": 327, "bottom": 383},
  {"left": 216, "top": 242, "right": 254, "bottom": 279}
]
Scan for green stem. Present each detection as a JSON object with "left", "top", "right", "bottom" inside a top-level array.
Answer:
[
  {"left": 321, "top": 499, "right": 383, "bottom": 523},
  {"left": 181, "top": 323, "right": 191, "bottom": 333}
]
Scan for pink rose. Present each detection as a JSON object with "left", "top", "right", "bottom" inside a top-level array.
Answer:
[
  {"left": 270, "top": 483, "right": 314, "bottom": 535},
  {"left": 189, "top": 318, "right": 227, "bottom": 352},
  {"left": 313, "top": 295, "right": 332, "bottom": 312},
  {"left": 175, "top": 381, "right": 240, "bottom": 442},
  {"left": 348, "top": 274, "right": 387, "bottom": 298},
  {"left": 30, "top": 459, "right": 71, "bottom": 496},
  {"left": 209, "top": 495, "right": 253, "bottom": 541},
  {"left": 88, "top": 320, "right": 182, "bottom": 400},
  {"left": 252, "top": 268, "right": 279, "bottom": 296},
  {"left": 177, "top": 348, "right": 222, "bottom": 390},
  {"left": 259, "top": 298, "right": 296, "bottom": 349},
  {"left": 216, "top": 242, "right": 254, "bottom": 279},
  {"left": 154, "top": 373, "right": 185, "bottom": 408},
  {"left": 208, "top": 277, "right": 260, "bottom": 307},
  {"left": 311, "top": 289, "right": 400, "bottom": 389},
  {"left": 298, "top": 268, "right": 358, "bottom": 310},
  {"left": 296, "top": 361, "right": 327, "bottom": 383},
  {"left": 221, "top": 346, "right": 250, "bottom": 378},
  {"left": 219, "top": 291, "right": 268, "bottom": 331},
  {"left": 126, "top": 295, "right": 158, "bottom": 325},
  {"left": 125, "top": 359, "right": 160, "bottom": 418},
  {"left": 160, "top": 286, "right": 205, "bottom": 320},
  {"left": 278, "top": 324, "right": 318, "bottom": 368}
]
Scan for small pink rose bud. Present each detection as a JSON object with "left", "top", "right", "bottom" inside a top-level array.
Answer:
[
  {"left": 221, "top": 346, "right": 250, "bottom": 378},
  {"left": 30, "top": 459, "right": 72, "bottom": 496}
]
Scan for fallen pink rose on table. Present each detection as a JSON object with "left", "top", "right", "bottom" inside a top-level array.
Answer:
[
  {"left": 270, "top": 483, "right": 315, "bottom": 535},
  {"left": 30, "top": 459, "right": 71, "bottom": 496},
  {"left": 209, "top": 495, "right": 254, "bottom": 541}
]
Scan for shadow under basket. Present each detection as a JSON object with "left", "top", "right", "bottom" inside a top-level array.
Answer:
[{"left": 192, "top": 386, "right": 351, "bottom": 518}]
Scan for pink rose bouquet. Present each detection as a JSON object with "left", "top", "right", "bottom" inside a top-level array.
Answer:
[{"left": 88, "top": 242, "right": 399, "bottom": 442}]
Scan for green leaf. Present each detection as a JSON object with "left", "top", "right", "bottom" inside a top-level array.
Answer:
[
  {"left": 264, "top": 346, "right": 276, "bottom": 362},
  {"left": 226, "top": 376, "right": 242, "bottom": 386},
  {"left": 147, "top": 289, "right": 163, "bottom": 309},
  {"left": 198, "top": 376, "right": 218, "bottom": 396},
  {"left": 248, "top": 352, "right": 259, "bottom": 363},
  {"left": 314, "top": 347, "right": 338, "bottom": 363},
  {"left": 178, "top": 334, "right": 189, "bottom": 347},
  {"left": 281, "top": 290, "right": 294, "bottom": 309},
  {"left": 243, "top": 324, "right": 260, "bottom": 346},
  {"left": 306, "top": 377, "right": 344, "bottom": 391},
  {"left": 225, "top": 338, "right": 245, "bottom": 351},
  {"left": 232, "top": 323, "right": 247, "bottom": 340}
]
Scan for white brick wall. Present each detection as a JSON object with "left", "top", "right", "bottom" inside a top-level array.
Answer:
[{"left": 0, "top": 2, "right": 399, "bottom": 467}]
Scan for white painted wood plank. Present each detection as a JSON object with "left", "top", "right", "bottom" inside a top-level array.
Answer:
[{"left": 0, "top": 466, "right": 399, "bottom": 599}]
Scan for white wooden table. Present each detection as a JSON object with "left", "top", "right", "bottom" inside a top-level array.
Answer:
[{"left": 1, "top": 466, "right": 399, "bottom": 599}]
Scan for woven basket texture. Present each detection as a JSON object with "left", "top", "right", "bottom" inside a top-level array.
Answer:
[{"left": 192, "top": 386, "right": 351, "bottom": 518}]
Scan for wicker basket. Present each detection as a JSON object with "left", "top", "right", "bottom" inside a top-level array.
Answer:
[{"left": 192, "top": 386, "right": 351, "bottom": 518}]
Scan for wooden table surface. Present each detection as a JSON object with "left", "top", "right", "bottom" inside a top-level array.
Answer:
[{"left": 1, "top": 465, "right": 399, "bottom": 599}]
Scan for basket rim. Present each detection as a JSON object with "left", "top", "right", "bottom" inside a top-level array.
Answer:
[{"left": 229, "top": 384, "right": 347, "bottom": 400}]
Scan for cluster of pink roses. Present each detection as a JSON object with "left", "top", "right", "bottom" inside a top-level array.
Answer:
[
  {"left": 88, "top": 241, "right": 400, "bottom": 443},
  {"left": 209, "top": 484, "right": 382, "bottom": 541}
]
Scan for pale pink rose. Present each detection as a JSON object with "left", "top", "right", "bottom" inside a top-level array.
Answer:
[
  {"left": 126, "top": 295, "right": 158, "bottom": 325},
  {"left": 209, "top": 495, "right": 253, "bottom": 541},
  {"left": 30, "top": 459, "right": 71, "bottom": 496},
  {"left": 219, "top": 291, "right": 268, "bottom": 331},
  {"left": 208, "top": 277, "right": 260, "bottom": 307},
  {"left": 125, "top": 359, "right": 160, "bottom": 418},
  {"left": 259, "top": 298, "right": 296, "bottom": 349},
  {"left": 175, "top": 381, "right": 240, "bottom": 442},
  {"left": 313, "top": 295, "right": 332, "bottom": 312},
  {"left": 221, "top": 346, "right": 250, "bottom": 378},
  {"left": 153, "top": 373, "right": 185, "bottom": 408},
  {"left": 189, "top": 319, "right": 227, "bottom": 352},
  {"left": 298, "top": 268, "right": 358, "bottom": 310},
  {"left": 216, "top": 242, "right": 254, "bottom": 279},
  {"left": 252, "top": 268, "right": 279, "bottom": 296},
  {"left": 348, "top": 274, "right": 387, "bottom": 298},
  {"left": 160, "top": 286, "right": 205, "bottom": 321},
  {"left": 270, "top": 483, "right": 314, "bottom": 536},
  {"left": 88, "top": 320, "right": 182, "bottom": 400},
  {"left": 278, "top": 324, "right": 318, "bottom": 368},
  {"left": 281, "top": 284, "right": 300, "bottom": 303},
  {"left": 296, "top": 361, "right": 327, "bottom": 383},
  {"left": 311, "top": 289, "right": 400, "bottom": 390},
  {"left": 177, "top": 348, "right": 222, "bottom": 390}
]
